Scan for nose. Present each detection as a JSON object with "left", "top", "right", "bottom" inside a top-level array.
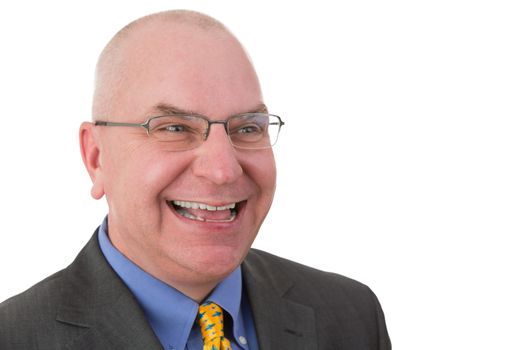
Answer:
[{"left": 191, "top": 123, "right": 243, "bottom": 185}]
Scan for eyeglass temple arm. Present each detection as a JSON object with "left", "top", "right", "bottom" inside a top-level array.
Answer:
[{"left": 94, "top": 121, "right": 148, "bottom": 129}]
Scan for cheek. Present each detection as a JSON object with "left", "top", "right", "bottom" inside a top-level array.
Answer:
[
  {"left": 103, "top": 145, "right": 192, "bottom": 205},
  {"left": 139, "top": 152, "right": 194, "bottom": 198},
  {"left": 243, "top": 151, "right": 277, "bottom": 202}
]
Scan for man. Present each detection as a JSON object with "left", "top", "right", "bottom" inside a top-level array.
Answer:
[{"left": 0, "top": 10, "right": 390, "bottom": 350}]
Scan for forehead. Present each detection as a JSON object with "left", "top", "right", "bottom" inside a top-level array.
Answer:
[{"left": 108, "top": 21, "right": 262, "bottom": 120}]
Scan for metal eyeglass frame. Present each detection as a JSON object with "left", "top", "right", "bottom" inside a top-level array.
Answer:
[{"left": 94, "top": 113, "right": 285, "bottom": 149}]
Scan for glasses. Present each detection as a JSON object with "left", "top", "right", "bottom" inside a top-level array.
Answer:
[{"left": 94, "top": 113, "right": 284, "bottom": 151}]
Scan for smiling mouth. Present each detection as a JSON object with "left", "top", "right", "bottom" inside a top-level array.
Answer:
[{"left": 169, "top": 200, "right": 242, "bottom": 223}]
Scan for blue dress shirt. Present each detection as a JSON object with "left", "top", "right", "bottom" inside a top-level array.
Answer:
[{"left": 98, "top": 217, "right": 259, "bottom": 350}]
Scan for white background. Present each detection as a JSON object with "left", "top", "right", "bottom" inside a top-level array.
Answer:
[{"left": 1, "top": 1, "right": 524, "bottom": 349}]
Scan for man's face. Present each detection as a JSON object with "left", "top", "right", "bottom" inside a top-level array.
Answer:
[{"left": 85, "top": 23, "right": 276, "bottom": 290}]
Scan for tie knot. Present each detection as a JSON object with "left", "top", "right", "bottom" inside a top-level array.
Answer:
[{"left": 197, "top": 302, "right": 232, "bottom": 350}]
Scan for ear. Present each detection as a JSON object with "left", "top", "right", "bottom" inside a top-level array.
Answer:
[{"left": 79, "top": 122, "right": 105, "bottom": 199}]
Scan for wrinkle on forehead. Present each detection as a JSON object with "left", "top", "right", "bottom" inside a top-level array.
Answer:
[{"left": 92, "top": 10, "right": 237, "bottom": 120}]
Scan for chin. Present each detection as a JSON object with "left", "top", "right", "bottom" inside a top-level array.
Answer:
[{"left": 174, "top": 245, "right": 245, "bottom": 279}]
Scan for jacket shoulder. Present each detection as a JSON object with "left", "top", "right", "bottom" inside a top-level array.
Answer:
[
  {"left": 243, "top": 249, "right": 391, "bottom": 349},
  {"left": 0, "top": 269, "right": 73, "bottom": 348},
  {"left": 0, "top": 268, "right": 66, "bottom": 320},
  {"left": 244, "top": 248, "right": 372, "bottom": 296}
]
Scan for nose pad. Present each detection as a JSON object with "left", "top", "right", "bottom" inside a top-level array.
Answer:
[{"left": 192, "top": 123, "right": 243, "bottom": 185}]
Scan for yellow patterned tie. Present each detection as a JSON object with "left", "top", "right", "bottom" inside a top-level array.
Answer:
[{"left": 197, "top": 301, "right": 233, "bottom": 350}]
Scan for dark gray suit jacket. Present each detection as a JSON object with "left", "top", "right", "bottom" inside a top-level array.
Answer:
[{"left": 0, "top": 231, "right": 391, "bottom": 349}]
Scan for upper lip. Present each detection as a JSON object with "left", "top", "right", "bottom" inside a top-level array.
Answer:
[{"left": 170, "top": 199, "right": 240, "bottom": 211}]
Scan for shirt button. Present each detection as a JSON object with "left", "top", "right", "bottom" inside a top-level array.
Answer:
[{"left": 239, "top": 336, "right": 248, "bottom": 345}]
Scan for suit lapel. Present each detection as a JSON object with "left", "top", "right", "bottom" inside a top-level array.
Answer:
[
  {"left": 242, "top": 251, "right": 318, "bottom": 350},
  {"left": 54, "top": 232, "right": 319, "bottom": 349},
  {"left": 56, "top": 231, "right": 163, "bottom": 350}
]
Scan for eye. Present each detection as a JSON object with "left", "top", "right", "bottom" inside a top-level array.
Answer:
[
  {"left": 234, "top": 124, "right": 263, "bottom": 134},
  {"left": 153, "top": 122, "right": 198, "bottom": 135},
  {"left": 147, "top": 116, "right": 206, "bottom": 145},
  {"left": 162, "top": 124, "right": 187, "bottom": 133}
]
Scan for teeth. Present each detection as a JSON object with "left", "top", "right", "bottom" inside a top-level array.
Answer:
[
  {"left": 172, "top": 200, "right": 237, "bottom": 211},
  {"left": 172, "top": 200, "right": 238, "bottom": 223},
  {"left": 218, "top": 203, "right": 236, "bottom": 210},
  {"left": 178, "top": 210, "right": 205, "bottom": 221}
]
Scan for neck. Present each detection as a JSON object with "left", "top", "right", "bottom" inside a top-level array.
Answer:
[{"left": 106, "top": 228, "right": 221, "bottom": 303}]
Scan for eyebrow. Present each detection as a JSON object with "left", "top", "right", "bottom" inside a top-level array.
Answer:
[{"left": 151, "top": 102, "right": 268, "bottom": 117}]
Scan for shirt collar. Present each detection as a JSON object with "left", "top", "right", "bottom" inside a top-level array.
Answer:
[{"left": 97, "top": 217, "right": 246, "bottom": 349}]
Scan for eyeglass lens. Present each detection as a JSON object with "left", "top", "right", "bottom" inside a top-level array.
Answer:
[{"left": 148, "top": 113, "right": 281, "bottom": 150}]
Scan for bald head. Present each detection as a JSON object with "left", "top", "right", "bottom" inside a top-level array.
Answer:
[{"left": 92, "top": 10, "right": 256, "bottom": 119}]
